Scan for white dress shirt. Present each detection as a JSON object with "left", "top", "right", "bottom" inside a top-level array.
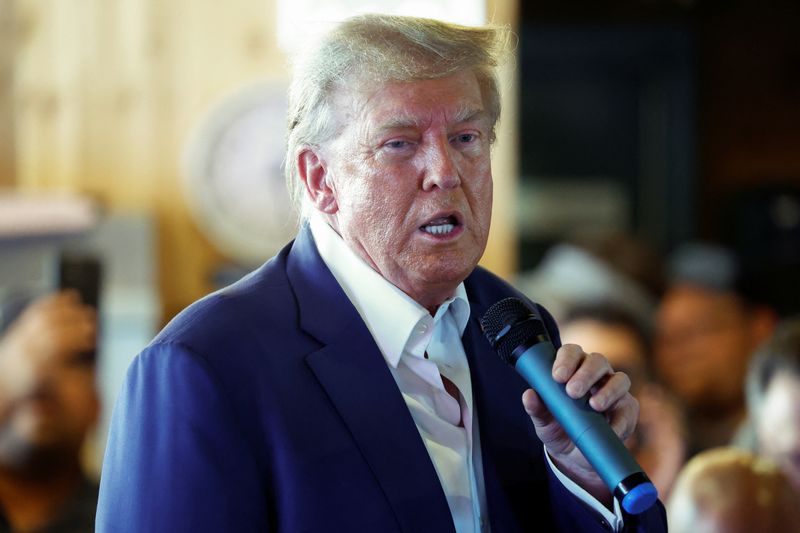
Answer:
[{"left": 309, "top": 215, "right": 624, "bottom": 532}]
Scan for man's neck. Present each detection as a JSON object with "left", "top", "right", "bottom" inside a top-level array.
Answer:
[{"left": 0, "top": 461, "right": 84, "bottom": 532}]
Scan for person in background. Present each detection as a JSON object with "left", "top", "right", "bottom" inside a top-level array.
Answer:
[
  {"left": 667, "top": 447, "right": 800, "bottom": 533},
  {"left": 514, "top": 232, "right": 663, "bottom": 326},
  {"left": 560, "top": 303, "right": 686, "bottom": 500},
  {"left": 0, "top": 291, "right": 99, "bottom": 533},
  {"left": 96, "top": 14, "right": 665, "bottom": 532},
  {"left": 653, "top": 243, "right": 777, "bottom": 456},
  {"left": 745, "top": 316, "right": 800, "bottom": 492}
]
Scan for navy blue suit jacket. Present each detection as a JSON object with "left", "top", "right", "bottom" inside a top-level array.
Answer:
[{"left": 96, "top": 225, "right": 666, "bottom": 532}]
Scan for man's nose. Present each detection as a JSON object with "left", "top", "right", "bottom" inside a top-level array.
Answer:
[{"left": 422, "top": 140, "right": 461, "bottom": 191}]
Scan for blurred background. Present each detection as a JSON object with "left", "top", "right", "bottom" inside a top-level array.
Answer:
[{"left": 0, "top": 0, "right": 799, "bottom": 524}]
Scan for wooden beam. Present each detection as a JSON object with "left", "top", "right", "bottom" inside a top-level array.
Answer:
[
  {"left": 0, "top": 0, "right": 15, "bottom": 187},
  {"left": 482, "top": 0, "right": 520, "bottom": 279}
]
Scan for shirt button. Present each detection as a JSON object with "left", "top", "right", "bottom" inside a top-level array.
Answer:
[{"left": 418, "top": 323, "right": 429, "bottom": 334}]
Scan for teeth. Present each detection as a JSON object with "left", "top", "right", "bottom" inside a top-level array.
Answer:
[{"left": 422, "top": 223, "right": 455, "bottom": 235}]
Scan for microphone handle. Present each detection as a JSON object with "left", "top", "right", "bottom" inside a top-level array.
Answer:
[{"left": 514, "top": 341, "right": 658, "bottom": 514}]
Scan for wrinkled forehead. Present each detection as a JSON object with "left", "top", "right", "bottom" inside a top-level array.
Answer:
[{"left": 327, "top": 69, "right": 488, "bottom": 130}]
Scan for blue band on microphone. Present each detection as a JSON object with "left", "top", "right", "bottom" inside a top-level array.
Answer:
[{"left": 621, "top": 482, "right": 658, "bottom": 515}]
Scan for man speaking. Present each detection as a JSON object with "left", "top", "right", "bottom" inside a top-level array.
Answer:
[{"left": 96, "top": 14, "right": 666, "bottom": 532}]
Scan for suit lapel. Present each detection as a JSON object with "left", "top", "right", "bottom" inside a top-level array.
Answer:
[{"left": 287, "top": 226, "right": 455, "bottom": 533}]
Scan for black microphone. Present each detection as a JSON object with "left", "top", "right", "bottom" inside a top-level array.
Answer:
[{"left": 480, "top": 297, "right": 658, "bottom": 514}]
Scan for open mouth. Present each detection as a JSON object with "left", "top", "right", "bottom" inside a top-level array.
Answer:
[{"left": 420, "top": 214, "right": 460, "bottom": 236}]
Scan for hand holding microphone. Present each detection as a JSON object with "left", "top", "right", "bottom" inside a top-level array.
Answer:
[{"left": 480, "top": 298, "right": 658, "bottom": 514}]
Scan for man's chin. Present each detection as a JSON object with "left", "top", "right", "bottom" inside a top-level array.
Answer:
[
  {"left": 418, "top": 264, "right": 473, "bottom": 289},
  {"left": 12, "top": 412, "right": 65, "bottom": 444},
  {"left": 420, "top": 249, "right": 480, "bottom": 278},
  {"left": 0, "top": 427, "right": 77, "bottom": 478}
]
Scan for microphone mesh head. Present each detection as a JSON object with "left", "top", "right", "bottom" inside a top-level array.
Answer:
[{"left": 480, "top": 297, "right": 548, "bottom": 365}]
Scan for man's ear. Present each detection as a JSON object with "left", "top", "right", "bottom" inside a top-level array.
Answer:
[{"left": 298, "top": 148, "right": 338, "bottom": 214}]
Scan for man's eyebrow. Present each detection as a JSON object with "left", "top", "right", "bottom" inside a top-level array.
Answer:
[
  {"left": 375, "top": 107, "right": 488, "bottom": 134},
  {"left": 376, "top": 114, "right": 425, "bottom": 132},
  {"left": 452, "top": 107, "right": 488, "bottom": 125}
]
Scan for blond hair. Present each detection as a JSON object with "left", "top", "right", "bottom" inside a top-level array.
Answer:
[
  {"left": 668, "top": 448, "right": 800, "bottom": 533},
  {"left": 284, "top": 14, "right": 513, "bottom": 216}
]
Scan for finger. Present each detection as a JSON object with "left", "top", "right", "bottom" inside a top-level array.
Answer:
[
  {"left": 68, "top": 316, "right": 98, "bottom": 351},
  {"left": 522, "top": 388, "right": 573, "bottom": 455},
  {"left": 30, "top": 290, "right": 80, "bottom": 315},
  {"left": 551, "top": 344, "right": 586, "bottom": 383},
  {"left": 48, "top": 299, "right": 97, "bottom": 331},
  {"left": 22, "top": 293, "right": 88, "bottom": 331},
  {"left": 564, "top": 351, "right": 613, "bottom": 399},
  {"left": 63, "top": 303, "right": 97, "bottom": 328},
  {"left": 28, "top": 304, "right": 97, "bottom": 362},
  {"left": 59, "top": 313, "right": 97, "bottom": 353},
  {"left": 588, "top": 371, "right": 632, "bottom": 411},
  {"left": 607, "top": 394, "right": 640, "bottom": 442},
  {"left": 522, "top": 388, "right": 553, "bottom": 426}
]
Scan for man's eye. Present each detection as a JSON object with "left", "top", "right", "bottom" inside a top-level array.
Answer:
[
  {"left": 385, "top": 140, "right": 409, "bottom": 149},
  {"left": 454, "top": 133, "right": 477, "bottom": 144}
]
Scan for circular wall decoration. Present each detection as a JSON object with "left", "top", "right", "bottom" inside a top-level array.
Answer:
[{"left": 183, "top": 81, "right": 298, "bottom": 266}]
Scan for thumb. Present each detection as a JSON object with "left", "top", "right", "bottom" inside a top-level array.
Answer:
[{"left": 522, "top": 388, "right": 555, "bottom": 429}]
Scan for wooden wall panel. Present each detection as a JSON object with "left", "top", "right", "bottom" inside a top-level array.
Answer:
[
  {"left": 0, "top": 0, "right": 14, "bottom": 187},
  {"left": 483, "top": 0, "right": 519, "bottom": 279},
  {"left": 11, "top": 0, "right": 286, "bottom": 320}
]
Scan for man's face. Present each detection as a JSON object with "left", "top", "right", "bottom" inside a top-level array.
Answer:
[
  {"left": 654, "top": 285, "right": 756, "bottom": 411},
  {"left": 0, "top": 358, "right": 98, "bottom": 472},
  {"left": 757, "top": 373, "right": 800, "bottom": 492},
  {"left": 307, "top": 69, "right": 493, "bottom": 310}
]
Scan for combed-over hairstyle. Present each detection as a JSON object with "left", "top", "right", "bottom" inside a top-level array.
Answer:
[{"left": 284, "top": 14, "right": 512, "bottom": 216}]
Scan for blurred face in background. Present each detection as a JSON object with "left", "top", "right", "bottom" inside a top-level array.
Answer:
[
  {"left": 654, "top": 284, "right": 772, "bottom": 413},
  {"left": 0, "top": 357, "right": 99, "bottom": 475},
  {"left": 756, "top": 372, "right": 800, "bottom": 492},
  {"left": 559, "top": 319, "right": 648, "bottom": 392}
]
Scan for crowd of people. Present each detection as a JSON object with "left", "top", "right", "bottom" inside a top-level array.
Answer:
[
  {"left": 0, "top": 12, "right": 798, "bottom": 533},
  {"left": 518, "top": 235, "right": 800, "bottom": 530}
]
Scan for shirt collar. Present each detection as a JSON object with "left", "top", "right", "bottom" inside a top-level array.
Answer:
[{"left": 309, "top": 214, "right": 471, "bottom": 368}]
